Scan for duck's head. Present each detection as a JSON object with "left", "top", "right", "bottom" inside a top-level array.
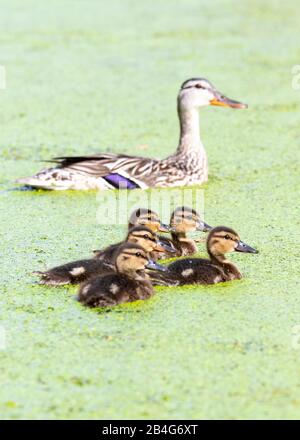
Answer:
[
  {"left": 114, "top": 243, "right": 166, "bottom": 275},
  {"left": 170, "top": 206, "right": 212, "bottom": 234},
  {"left": 126, "top": 226, "right": 175, "bottom": 254},
  {"left": 178, "top": 78, "right": 247, "bottom": 111},
  {"left": 128, "top": 208, "right": 169, "bottom": 233},
  {"left": 207, "top": 226, "right": 258, "bottom": 257}
]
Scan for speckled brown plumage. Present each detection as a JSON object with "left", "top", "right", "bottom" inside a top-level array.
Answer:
[
  {"left": 78, "top": 273, "right": 154, "bottom": 308},
  {"left": 78, "top": 243, "right": 164, "bottom": 308},
  {"left": 16, "top": 78, "right": 247, "bottom": 190},
  {"left": 150, "top": 226, "right": 258, "bottom": 286},
  {"left": 150, "top": 206, "right": 211, "bottom": 260},
  {"left": 33, "top": 258, "right": 113, "bottom": 286},
  {"left": 34, "top": 225, "right": 170, "bottom": 285}
]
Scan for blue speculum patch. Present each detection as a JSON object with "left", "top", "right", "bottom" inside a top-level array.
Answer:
[{"left": 103, "top": 173, "right": 139, "bottom": 189}]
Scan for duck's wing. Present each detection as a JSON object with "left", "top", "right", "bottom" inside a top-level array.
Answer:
[
  {"left": 54, "top": 153, "right": 161, "bottom": 186},
  {"left": 33, "top": 258, "right": 114, "bottom": 285},
  {"left": 167, "top": 258, "right": 226, "bottom": 284},
  {"left": 149, "top": 258, "right": 226, "bottom": 286},
  {"left": 16, "top": 153, "right": 161, "bottom": 190}
]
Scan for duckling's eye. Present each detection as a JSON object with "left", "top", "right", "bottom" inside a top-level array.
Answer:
[
  {"left": 224, "top": 234, "right": 231, "bottom": 240},
  {"left": 195, "top": 84, "right": 204, "bottom": 89},
  {"left": 135, "top": 252, "right": 142, "bottom": 257},
  {"left": 143, "top": 234, "right": 150, "bottom": 239}
]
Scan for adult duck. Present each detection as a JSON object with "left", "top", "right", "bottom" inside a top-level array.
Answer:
[{"left": 16, "top": 78, "right": 247, "bottom": 190}]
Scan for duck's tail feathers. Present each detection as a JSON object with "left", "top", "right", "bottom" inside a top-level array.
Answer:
[
  {"left": 16, "top": 177, "right": 65, "bottom": 190},
  {"left": 32, "top": 270, "right": 70, "bottom": 286},
  {"left": 15, "top": 167, "right": 115, "bottom": 190}
]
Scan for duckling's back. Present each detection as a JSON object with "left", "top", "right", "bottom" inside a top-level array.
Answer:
[
  {"left": 150, "top": 258, "right": 227, "bottom": 286},
  {"left": 78, "top": 273, "right": 153, "bottom": 308}
]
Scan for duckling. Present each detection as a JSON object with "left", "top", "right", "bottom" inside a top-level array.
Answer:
[
  {"left": 92, "top": 208, "right": 170, "bottom": 258},
  {"left": 78, "top": 243, "right": 165, "bottom": 308},
  {"left": 150, "top": 226, "right": 258, "bottom": 286},
  {"left": 34, "top": 226, "right": 173, "bottom": 286},
  {"left": 150, "top": 206, "right": 211, "bottom": 260},
  {"left": 128, "top": 208, "right": 169, "bottom": 233},
  {"left": 93, "top": 224, "right": 174, "bottom": 263}
]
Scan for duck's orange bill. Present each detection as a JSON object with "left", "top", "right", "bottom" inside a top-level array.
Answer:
[{"left": 210, "top": 97, "right": 248, "bottom": 109}]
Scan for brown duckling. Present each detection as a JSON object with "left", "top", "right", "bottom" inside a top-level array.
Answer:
[
  {"left": 78, "top": 243, "right": 165, "bottom": 308},
  {"left": 150, "top": 206, "right": 211, "bottom": 260},
  {"left": 92, "top": 208, "right": 170, "bottom": 258},
  {"left": 149, "top": 226, "right": 258, "bottom": 286},
  {"left": 128, "top": 208, "right": 169, "bottom": 233},
  {"left": 34, "top": 226, "right": 173, "bottom": 286}
]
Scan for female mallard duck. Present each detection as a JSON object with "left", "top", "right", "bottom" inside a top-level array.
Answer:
[
  {"left": 78, "top": 243, "right": 165, "bottom": 308},
  {"left": 34, "top": 225, "right": 173, "bottom": 285},
  {"left": 150, "top": 206, "right": 211, "bottom": 260},
  {"left": 16, "top": 78, "right": 247, "bottom": 190},
  {"left": 149, "top": 226, "right": 258, "bottom": 286}
]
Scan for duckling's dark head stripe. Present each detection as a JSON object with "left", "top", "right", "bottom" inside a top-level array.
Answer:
[
  {"left": 121, "top": 251, "right": 148, "bottom": 261},
  {"left": 103, "top": 173, "right": 139, "bottom": 189},
  {"left": 172, "top": 206, "right": 199, "bottom": 217},
  {"left": 128, "top": 225, "right": 154, "bottom": 235},
  {"left": 171, "top": 207, "right": 200, "bottom": 224},
  {"left": 129, "top": 229, "right": 156, "bottom": 242},
  {"left": 131, "top": 209, "right": 159, "bottom": 220},
  {"left": 131, "top": 233, "right": 156, "bottom": 241},
  {"left": 128, "top": 209, "right": 160, "bottom": 229},
  {"left": 208, "top": 226, "right": 238, "bottom": 239},
  {"left": 117, "top": 242, "right": 147, "bottom": 255}
]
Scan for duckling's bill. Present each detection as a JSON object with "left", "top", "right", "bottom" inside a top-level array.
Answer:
[
  {"left": 196, "top": 221, "right": 212, "bottom": 232},
  {"left": 155, "top": 240, "right": 176, "bottom": 253},
  {"left": 235, "top": 240, "right": 258, "bottom": 254},
  {"left": 159, "top": 223, "right": 170, "bottom": 232}
]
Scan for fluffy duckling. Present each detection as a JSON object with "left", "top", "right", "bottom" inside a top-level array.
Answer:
[
  {"left": 150, "top": 206, "right": 211, "bottom": 260},
  {"left": 150, "top": 226, "right": 258, "bottom": 286},
  {"left": 78, "top": 243, "right": 165, "bottom": 308},
  {"left": 128, "top": 208, "right": 169, "bottom": 232},
  {"left": 93, "top": 208, "right": 169, "bottom": 258},
  {"left": 93, "top": 224, "right": 174, "bottom": 262},
  {"left": 34, "top": 226, "right": 173, "bottom": 285}
]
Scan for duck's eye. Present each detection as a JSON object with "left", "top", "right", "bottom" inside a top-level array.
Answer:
[
  {"left": 224, "top": 234, "right": 231, "bottom": 240},
  {"left": 135, "top": 252, "right": 142, "bottom": 257},
  {"left": 195, "top": 84, "right": 204, "bottom": 89},
  {"left": 143, "top": 234, "right": 149, "bottom": 239}
]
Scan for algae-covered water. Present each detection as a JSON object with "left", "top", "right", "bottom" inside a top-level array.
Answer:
[{"left": 1, "top": 0, "right": 300, "bottom": 420}]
